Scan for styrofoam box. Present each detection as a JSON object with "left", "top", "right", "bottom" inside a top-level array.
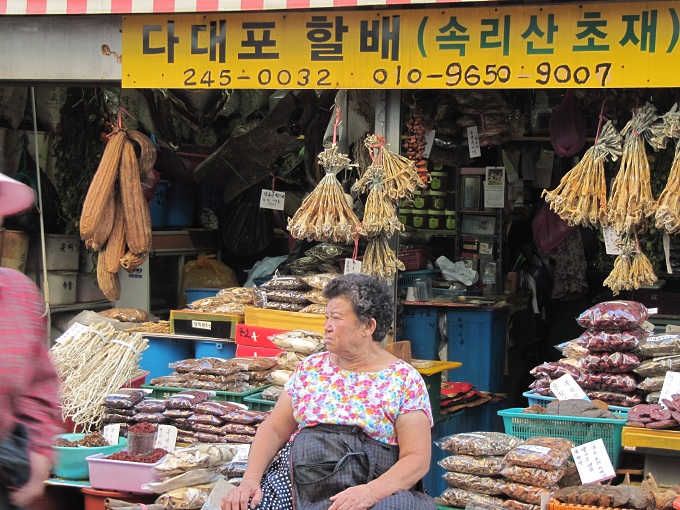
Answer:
[{"left": 86, "top": 453, "right": 159, "bottom": 493}]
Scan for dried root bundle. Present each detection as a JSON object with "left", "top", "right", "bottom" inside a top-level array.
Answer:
[
  {"left": 607, "top": 103, "right": 659, "bottom": 233},
  {"left": 542, "top": 121, "right": 622, "bottom": 227},
  {"left": 360, "top": 234, "right": 405, "bottom": 280},
  {"left": 603, "top": 235, "right": 657, "bottom": 295},
  {"left": 603, "top": 254, "right": 632, "bottom": 295},
  {"left": 361, "top": 167, "right": 403, "bottom": 238},
  {"left": 288, "top": 144, "right": 362, "bottom": 244},
  {"left": 655, "top": 143, "right": 680, "bottom": 233}
]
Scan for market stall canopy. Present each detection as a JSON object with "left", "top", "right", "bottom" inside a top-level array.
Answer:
[{"left": 1, "top": 0, "right": 498, "bottom": 15}]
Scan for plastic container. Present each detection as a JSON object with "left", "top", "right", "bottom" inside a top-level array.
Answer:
[
  {"left": 522, "top": 390, "right": 630, "bottom": 414},
  {"left": 139, "top": 335, "right": 195, "bottom": 380},
  {"left": 244, "top": 391, "right": 277, "bottom": 411},
  {"left": 397, "top": 269, "right": 441, "bottom": 290},
  {"left": 127, "top": 431, "right": 156, "bottom": 457},
  {"left": 429, "top": 171, "right": 449, "bottom": 191},
  {"left": 27, "top": 234, "right": 80, "bottom": 271},
  {"left": 397, "top": 249, "right": 431, "bottom": 271},
  {"left": 399, "top": 305, "right": 440, "bottom": 360},
  {"left": 185, "top": 287, "right": 220, "bottom": 303},
  {"left": 426, "top": 191, "right": 448, "bottom": 211},
  {"left": 412, "top": 192, "right": 426, "bottom": 210},
  {"left": 165, "top": 181, "right": 196, "bottom": 228},
  {"left": 142, "top": 383, "right": 268, "bottom": 404},
  {"left": 86, "top": 453, "right": 159, "bottom": 493},
  {"left": 398, "top": 208, "right": 412, "bottom": 227},
  {"left": 52, "top": 434, "right": 128, "bottom": 480},
  {"left": 498, "top": 408, "right": 626, "bottom": 468},
  {"left": 0, "top": 229, "right": 29, "bottom": 272},
  {"left": 445, "top": 308, "right": 508, "bottom": 392},
  {"left": 194, "top": 339, "right": 237, "bottom": 359},
  {"left": 29, "top": 270, "right": 78, "bottom": 306},
  {"left": 82, "top": 487, "right": 158, "bottom": 510},
  {"left": 427, "top": 210, "right": 445, "bottom": 230},
  {"left": 444, "top": 210, "right": 456, "bottom": 230},
  {"left": 411, "top": 209, "right": 428, "bottom": 229},
  {"left": 150, "top": 179, "right": 168, "bottom": 229}
]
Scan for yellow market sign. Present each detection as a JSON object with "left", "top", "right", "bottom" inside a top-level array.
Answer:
[{"left": 122, "top": 2, "right": 680, "bottom": 89}]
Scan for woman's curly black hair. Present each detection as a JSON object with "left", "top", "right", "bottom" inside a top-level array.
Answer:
[{"left": 322, "top": 273, "right": 393, "bottom": 342}]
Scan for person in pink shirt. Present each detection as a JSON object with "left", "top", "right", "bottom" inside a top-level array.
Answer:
[
  {"left": 0, "top": 172, "right": 60, "bottom": 510},
  {"left": 223, "top": 273, "right": 435, "bottom": 510}
]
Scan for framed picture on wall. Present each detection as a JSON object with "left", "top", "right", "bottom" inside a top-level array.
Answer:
[{"left": 461, "top": 176, "right": 482, "bottom": 210}]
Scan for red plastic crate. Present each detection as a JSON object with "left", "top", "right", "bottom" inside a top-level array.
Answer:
[
  {"left": 338, "top": 249, "right": 431, "bottom": 273},
  {"left": 235, "top": 324, "right": 286, "bottom": 349}
]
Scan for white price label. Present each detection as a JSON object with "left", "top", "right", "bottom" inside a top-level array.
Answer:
[
  {"left": 658, "top": 372, "right": 680, "bottom": 409},
  {"left": 232, "top": 444, "right": 251, "bottom": 463},
  {"left": 423, "top": 129, "right": 436, "bottom": 158},
  {"left": 155, "top": 425, "right": 178, "bottom": 452},
  {"left": 571, "top": 439, "right": 616, "bottom": 484},
  {"left": 518, "top": 445, "right": 551, "bottom": 455},
  {"left": 344, "top": 258, "right": 362, "bottom": 275},
  {"left": 102, "top": 424, "right": 121, "bottom": 446},
  {"left": 602, "top": 226, "right": 623, "bottom": 255},
  {"left": 550, "top": 373, "right": 588, "bottom": 401},
  {"left": 54, "top": 322, "right": 88, "bottom": 344},
  {"left": 259, "top": 189, "right": 285, "bottom": 211},
  {"left": 192, "top": 320, "right": 212, "bottom": 330},
  {"left": 467, "top": 126, "right": 481, "bottom": 158}
]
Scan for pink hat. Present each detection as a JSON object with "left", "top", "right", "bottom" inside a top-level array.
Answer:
[{"left": 0, "top": 172, "right": 35, "bottom": 216}]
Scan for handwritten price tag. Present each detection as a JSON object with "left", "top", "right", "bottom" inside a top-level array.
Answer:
[
  {"left": 550, "top": 373, "right": 588, "bottom": 401},
  {"left": 571, "top": 439, "right": 616, "bottom": 484},
  {"left": 467, "top": 126, "right": 481, "bottom": 158},
  {"left": 344, "top": 258, "right": 362, "bottom": 275},
  {"left": 658, "top": 372, "right": 680, "bottom": 409},
  {"left": 102, "top": 424, "right": 121, "bottom": 446},
  {"left": 260, "top": 189, "right": 285, "bottom": 211},
  {"left": 55, "top": 322, "right": 88, "bottom": 344},
  {"left": 602, "top": 226, "right": 624, "bottom": 255},
  {"left": 155, "top": 425, "right": 178, "bottom": 452}
]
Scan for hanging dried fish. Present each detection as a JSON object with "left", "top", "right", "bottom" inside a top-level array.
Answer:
[
  {"left": 607, "top": 103, "right": 659, "bottom": 233},
  {"left": 654, "top": 104, "right": 680, "bottom": 233},
  {"left": 360, "top": 234, "right": 405, "bottom": 280},
  {"left": 648, "top": 103, "right": 680, "bottom": 150},
  {"left": 288, "top": 143, "right": 363, "bottom": 244},
  {"left": 602, "top": 234, "right": 657, "bottom": 295},
  {"left": 361, "top": 166, "right": 403, "bottom": 237},
  {"left": 603, "top": 253, "right": 632, "bottom": 296},
  {"left": 353, "top": 134, "right": 425, "bottom": 199},
  {"left": 630, "top": 250, "right": 657, "bottom": 288},
  {"left": 542, "top": 121, "right": 622, "bottom": 228}
]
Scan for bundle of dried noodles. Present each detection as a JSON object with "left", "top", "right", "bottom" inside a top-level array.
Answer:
[
  {"left": 288, "top": 144, "right": 362, "bottom": 244},
  {"left": 607, "top": 103, "right": 658, "bottom": 233},
  {"left": 361, "top": 166, "right": 403, "bottom": 238},
  {"left": 542, "top": 121, "right": 622, "bottom": 227},
  {"left": 360, "top": 234, "right": 405, "bottom": 280}
]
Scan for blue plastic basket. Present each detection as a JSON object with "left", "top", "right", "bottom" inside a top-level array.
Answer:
[
  {"left": 522, "top": 390, "right": 630, "bottom": 414},
  {"left": 498, "top": 407, "right": 627, "bottom": 468}
]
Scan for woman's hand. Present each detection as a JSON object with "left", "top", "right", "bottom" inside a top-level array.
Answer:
[
  {"left": 328, "top": 484, "right": 378, "bottom": 510},
  {"left": 9, "top": 451, "right": 51, "bottom": 507},
  {"left": 221, "top": 478, "right": 262, "bottom": 510}
]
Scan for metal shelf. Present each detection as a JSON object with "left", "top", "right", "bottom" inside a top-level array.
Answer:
[{"left": 50, "top": 300, "right": 112, "bottom": 313}]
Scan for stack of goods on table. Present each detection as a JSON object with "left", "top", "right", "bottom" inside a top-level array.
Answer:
[
  {"left": 283, "top": 243, "right": 350, "bottom": 277},
  {"left": 148, "top": 357, "right": 277, "bottom": 392},
  {"left": 253, "top": 273, "right": 336, "bottom": 314},
  {"left": 264, "top": 329, "right": 325, "bottom": 402},
  {"left": 634, "top": 331, "right": 680, "bottom": 405},
  {"left": 184, "top": 287, "right": 255, "bottom": 315},
  {"left": 102, "top": 388, "right": 270, "bottom": 444},
  {"left": 528, "top": 300, "right": 649, "bottom": 409}
]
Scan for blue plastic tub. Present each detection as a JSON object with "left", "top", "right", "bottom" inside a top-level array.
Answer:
[
  {"left": 400, "top": 305, "right": 440, "bottom": 360},
  {"left": 194, "top": 340, "right": 237, "bottom": 359},
  {"left": 165, "top": 182, "right": 196, "bottom": 227},
  {"left": 445, "top": 308, "right": 508, "bottom": 392},
  {"left": 150, "top": 180, "right": 168, "bottom": 229},
  {"left": 185, "top": 287, "right": 220, "bottom": 303},
  {"left": 140, "top": 335, "right": 195, "bottom": 380}
]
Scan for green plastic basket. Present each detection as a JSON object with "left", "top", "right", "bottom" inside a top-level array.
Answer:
[
  {"left": 497, "top": 408, "right": 627, "bottom": 468},
  {"left": 141, "top": 384, "right": 269, "bottom": 405},
  {"left": 244, "top": 391, "right": 277, "bottom": 411}
]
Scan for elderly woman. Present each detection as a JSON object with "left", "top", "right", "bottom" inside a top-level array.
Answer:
[{"left": 222, "top": 273, "right": 435, "bottom": 510}]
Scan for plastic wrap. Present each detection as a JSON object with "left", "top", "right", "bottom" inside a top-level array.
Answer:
[
  {"left": 436, "top": 432, "right": 523, "bottom": 456},
  {"left": 579, "top": 351, "right": 640, "bottom": 373},
  {"left": 438, "top": 454, "right": 506, "bottom": 476},
  {"left": 575, "top": 329, "right": 645, "bottom": 352},
  {"left": 634, "top": 355, "right": 680, "bottom": 377},
  {"left": 576, "top": 301, "right": 649, "bottom": 330},
  {"left": 637, "top": 334, "right": 680, "bottom": 358},
  {"left": 443, "top": 472, "right": 505, "bottom": 495},
  {"left": 503, "top": 437, "right": 573, "bottom": 471}
]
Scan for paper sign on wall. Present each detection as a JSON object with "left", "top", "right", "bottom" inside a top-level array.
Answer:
[
  {"left": 467, "top": 126, "right": 481, "bottom": 158},
  {"left": 260, "top": 189, "right": 286, "bottom": 211},
  {"left": 155, "top": 425, "right": 178, "bottom": 452},
  {"left": 550, "top": 373, "right": 588, "bottom": 401},
  {"left": 571, "top": 439, "right": 616, "bottom": 484},
  {"left": 102, "top": 424, "right": 121, "bottom": 446},
  {"left": 344, "top": 259, "right": 362, "bottom": 275},
  {"left": 658, "top": 372, "right": 680, "bottom": 409}
]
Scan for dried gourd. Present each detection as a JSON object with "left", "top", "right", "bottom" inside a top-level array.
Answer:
[
  {"left": 542, "top": 120, "right": 622, "bottom": 228},
  {"left": 119, "top": 137, "right": 152, "bottom": 254},
  {"left": 127, "top": 129, "right": 157, "bottom": 177},
  {"left": 97, "top": 249, "right": 121, "bottom": 301},
  {"left": 104, "top": 195, "right": 127, "bottom": 274}
]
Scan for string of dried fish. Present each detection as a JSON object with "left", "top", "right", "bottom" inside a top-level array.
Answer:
[
  {"left": 542, "top": 120, "right": 622, "bottom": 227},
  {"left": 648, "top": 103, "right": 680, "bottom": 150},
  {"left": 607, "top": 103, "right": 659, "bottom": 233},
  {"left": 360, "top": 234, "right": 405, "bottom": 279},
  {"left": 655, "top": 143, "right": 680, "bottom": 233},
  {"left": 630, "top": 250, "right": 658, "bottom": 288},
  {"left": 288, "top": 143, "right": 363, "bottom": 244},
  {"left": 361, "top": 166, "right": 403, "bottom": 237}
]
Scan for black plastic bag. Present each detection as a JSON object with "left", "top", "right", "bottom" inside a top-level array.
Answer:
[{"left": 221, "top": 183, "right": 273, "bottom": 256}]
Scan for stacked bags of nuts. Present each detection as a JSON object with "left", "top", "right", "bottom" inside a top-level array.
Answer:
[
  {"left": 434, "top": 432, "right": 522, "bottom": 506},
  {"left": 264, "top": 330, "right": 325, "bottom": 402},
  {"left": 150, "top": 357, "right": 277, "bottom": 392},
  {"left": 253, "top": 272, "right": 338, "bottom": 314},
  {"left": 102, "top": 388, "right": 149, "bottom": 435},
  {"left": 634, "top": 331, "right": 680, "bottom": 404},
  {"left": 186, "top": 287, "right": 255, "bottom": 315}
]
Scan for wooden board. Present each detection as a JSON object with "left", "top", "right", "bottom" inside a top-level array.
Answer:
[{"left": 386, "top": 340, "right": 411, "bottom": 364}]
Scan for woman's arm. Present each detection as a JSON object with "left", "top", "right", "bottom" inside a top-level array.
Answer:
[
  {"left": 222, "top": 391, "right": 298, "bottom": 510},
  {"left": 328, "top": 410, "right": 432, "bottom": 510}
]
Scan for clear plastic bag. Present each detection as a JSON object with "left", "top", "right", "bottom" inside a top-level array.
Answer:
[
  {"left": 438, "top": 454, "right": 506, "bottom": 476},
  {"left": 503, "top": 437, "right": 573, "bottom": 471},
  {"left": 443, "top": 472, "right": 505, "bottom": 495},
  {"left": 436, "top": 432, "right": 523, "bottom": 456},
  {"left": 576, "top": 301, "right": 649, "bottom": 330}
]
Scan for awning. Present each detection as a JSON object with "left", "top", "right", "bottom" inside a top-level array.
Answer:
[{"left": 0, "top": 0, "right": 493, "bottom": 15}]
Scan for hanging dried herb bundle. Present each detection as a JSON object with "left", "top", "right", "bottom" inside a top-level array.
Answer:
[
  {"left": 654, "top": 104, "right": 680, "bottom": 233},
  {"left": 607, "top": 103, "right": 659, "bottom": 233},
  {"left": 287, "top": 144, "right": 362, "bottom": 244},
  {"left": 360, "top": 234, "right": 405, "bottom": 280},
  {"left": 542, "top": 121, "right": 622, "bottom": 227},
  {"left": 353, "top": 134, "right": 425, "bottom": 199},
  {"left": 648, "top": 103, "right": 680, "bottom": 150},
  {"left": 603, "top": 254, "right": 632, "bottom": 295},
  {"left": 602, "top": 235, "right": 657, "bottom": 295},
  {"left": 361, "top": 166, "right": 403, "bottom": 237},
  {"left": 630, "top": 250, "right": 658, "bottom": 288}
]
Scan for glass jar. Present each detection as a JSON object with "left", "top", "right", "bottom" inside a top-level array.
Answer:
[
  {"left": 444, "top": 209, "right": 456, "bottom": 230},
  {"left": 427, "top": 191, "right": 448, "bottom": 211},
  {"left": 411, "top": 209, "right": 428, "bottom": 229},
  {"left": 428, "top": 210, "right": 445, "bottom": 230},
  {"left": 398, "top": 208, "right": 412, "bottom": 227}
]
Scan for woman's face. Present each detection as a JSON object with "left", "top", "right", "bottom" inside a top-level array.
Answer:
[{"left": 324, "top": 296, "right": 374, "bottom": 354}]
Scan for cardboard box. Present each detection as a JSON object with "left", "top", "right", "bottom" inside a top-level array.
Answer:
[
  {"left": 170, "top": 310, "right": 243, "bottom": 339},
  {"left": 236, "top": 324, "right": 286, "bottom": 349},
  {"left": 244, "top": 306, "right": 325, "bottom": 334},
  {"left": 236, "top": 345, "right": 284, "bottom": 358}
]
